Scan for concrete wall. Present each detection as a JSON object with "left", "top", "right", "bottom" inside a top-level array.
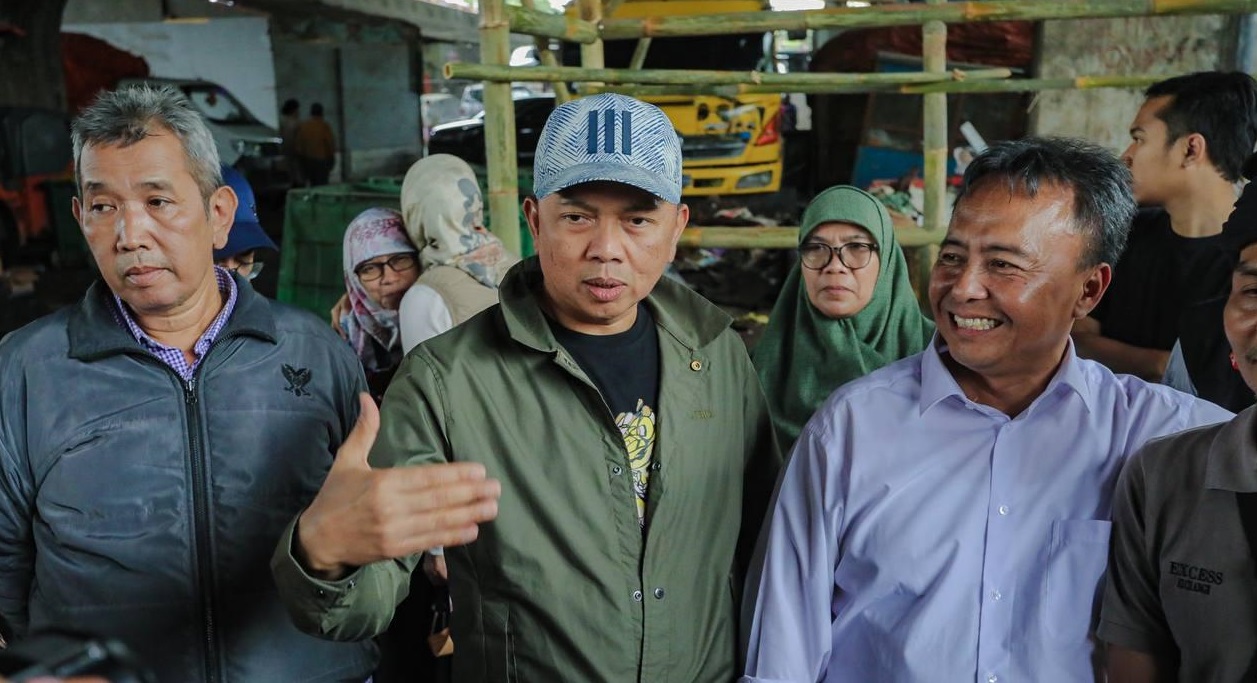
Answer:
[
  {"left": 271, "top": 18, "right": 422, "bottom": 180},
  {"left": 62, "top": 17, "right": 279, "bottom": 127},
  {"left": 64, "top": 0, "right": 242, "bottom": 23},
  {"left": 1032, "top": 15, "right": 1240, "bottom": 151}
]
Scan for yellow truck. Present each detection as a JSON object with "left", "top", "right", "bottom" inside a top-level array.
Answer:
[{"left": 594, "top": 0, "right": 786, "bottom": 199}]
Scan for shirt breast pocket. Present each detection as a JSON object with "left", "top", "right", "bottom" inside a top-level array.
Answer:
[{"left": 1042, "top": 519, "right": 1111, "bottom": 642}]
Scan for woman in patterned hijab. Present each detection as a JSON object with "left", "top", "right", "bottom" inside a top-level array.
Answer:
[
  {"left": 395, "top": 154, "right": 520, "bottom": 351},
  {"left": 340, "top": 207, "right": 419, "bottom": 399}
]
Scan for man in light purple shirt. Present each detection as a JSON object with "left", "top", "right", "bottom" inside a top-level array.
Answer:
[{"left": 742, "top": 137, "right": 1232, "bottom": 683}]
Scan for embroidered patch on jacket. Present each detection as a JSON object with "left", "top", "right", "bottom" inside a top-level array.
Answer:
[
  {"left": 282, "top": 364, "right": 312, "bottom": 397},
  {"left": 1168, "top": 561, "right": 1225, "bottom": 595}
]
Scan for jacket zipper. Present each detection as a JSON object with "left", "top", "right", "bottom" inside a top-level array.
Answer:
[{"left": 183, "top": 375, "right": 220, "bottom": 683}]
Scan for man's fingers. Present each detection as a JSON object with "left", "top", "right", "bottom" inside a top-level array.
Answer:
[
  {"left": 393, "top": 478, "right": 501, "bottom": 516},
  {"left": 384, "top": 461, "right": 493, "bottom": 492},
  {"left": 386, "top": 498, "right": 500, "bottom": 556},
  {"left": 333, "top": 393, "right": 379, "bottom": 470}
]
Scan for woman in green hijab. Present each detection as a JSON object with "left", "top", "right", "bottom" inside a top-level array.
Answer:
[{"left": 754, "top": 185, "right": 935, "bottom": 451}]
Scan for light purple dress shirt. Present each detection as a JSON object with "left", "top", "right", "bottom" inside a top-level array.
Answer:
[
  {"left": 742, "top": 340, "right": 1231, "bottom": 683},
  {"left": 111, "top": 266, "right": 238, "bottom": 382}
]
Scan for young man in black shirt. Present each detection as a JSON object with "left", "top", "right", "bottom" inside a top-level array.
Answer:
[{"left": 1073, "top": 72, "right": 1257, "bottom": 385}]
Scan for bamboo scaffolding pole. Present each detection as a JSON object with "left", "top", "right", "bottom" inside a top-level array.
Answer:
[
  {"left": 481, "top": 0, "right": 521, "bottom": 255},
  {"left": 579, "top": 0, "right": 606, "bottom": 72},
  {"left": 444, "top": 62, "right": 1013, "bottom": 88},
  {"left": 917, "top": 0, "right": 947, "bottom": 305},
  {"left": 900, "top": 74, "right": 1178, "bottom": 94},
  {"left": 598, "top": 0, "right": 1257, "bottom": 40},
  {"left": 519, "top": 0, "right": 572, "bottom": 103},
  {"left": 629, "top": 37, "right": 653, "bottom": 71},
  {"left": 602, "top": 0, "right": 627, "bottom": 16},
  {"left": 677, "top": 221, "right": 940, "bottom": 249},
  {"left": 505, "top": 5, "right": 599, "bottom": 43}
]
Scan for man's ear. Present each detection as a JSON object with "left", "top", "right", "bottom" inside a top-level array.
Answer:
[
  {"left": 667, "top": 203, "right": 689, "bottom": 263},
  {"left": 1182, "top": 132, "right": 1208, "bottom": 169},
  {"left": 1075, "top": 262, "right": 1112, "bottom": 319},
  {"left": 523, "top": 195, "right": 541, "bottom": 241},
  {"left": 209, "top": 185, "right": 238, "bottom": 250}
]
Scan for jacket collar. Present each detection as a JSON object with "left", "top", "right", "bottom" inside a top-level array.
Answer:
[
  {"left": 67, "top": 272, "right": 277, "bottom": 362},
  {"left": 499, "top": 257, "right": 732, "bottom": 353}
]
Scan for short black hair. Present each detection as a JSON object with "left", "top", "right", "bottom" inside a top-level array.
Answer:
[
  {"left": 1145, "top": 71, "right": 1257, "bottom": 182},
  {"left": 955, "top": 137, "right": 1136, "bottom": 268},
  {"left": 311, "top": 103, "right": 324, "bottom": 116},
  {"left": 281, "top": 98, "right": 299, "bottom": 115}
]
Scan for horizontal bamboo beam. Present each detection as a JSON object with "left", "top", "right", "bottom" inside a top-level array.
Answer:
[
  {"left": 678, "top": 221, "right": 940, "bottom": 249},
  {"left": 599, "top": 0, "right": 1257, "bottom": 40},
  {"left": 505, "top": 5, "right": 600, "bottom": 43},
  {"left": 900, "top": 74, "right": 1171, "bottom": 94},
  {"left": 445, "top": 62, "right": 1012, "bottom": 87}
]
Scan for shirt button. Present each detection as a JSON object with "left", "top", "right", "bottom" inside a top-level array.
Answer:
[
  {"left": 987, "top": 674, "right": 998, "bottom": 683},
  {"left": 653, "top": 587, "right": 666, "bottom": 599},
  {"left": 998, "top": 505, "right": 1010, "bottom": 516},
  {"left": 611, "top": 465, "right": 623, "bottom": 476},
  {"left": 690, "top": 360, "right": 703, "bottom": 371},
  {"left": 991, "top": 590, "right": 1002, "bottom": 601},
  {"left": 632, "top": 590, "right": 643, "bottom": 602}
]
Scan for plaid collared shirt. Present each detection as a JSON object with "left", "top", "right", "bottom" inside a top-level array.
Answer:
[{"left": 111, "top": 266, "right": 239, "bottom": 381}]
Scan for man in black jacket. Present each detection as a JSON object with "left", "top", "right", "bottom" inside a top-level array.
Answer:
[{"left": 0, "top": 84, "right": 499, "bottom": 683}]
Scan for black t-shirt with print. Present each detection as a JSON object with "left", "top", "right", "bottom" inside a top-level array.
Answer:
[{"left": 551, "top": 303, "right": 660, "bottom": 526}]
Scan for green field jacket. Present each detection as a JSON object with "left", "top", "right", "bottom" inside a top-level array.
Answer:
[{"left": 273, "top": 258, "right": 782, "bottom": 682}]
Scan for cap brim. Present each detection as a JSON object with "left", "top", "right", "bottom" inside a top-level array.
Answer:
[
  {"left": 536, "top": 161, "right": 680, "bottom": 205},
  {"left": 214, "top": 221, "right": 278, "bottom": 261}
]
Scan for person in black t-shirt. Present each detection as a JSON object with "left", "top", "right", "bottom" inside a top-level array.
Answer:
[{"left": 1073, "top": 72, "right": 1257, "bottom": 383}]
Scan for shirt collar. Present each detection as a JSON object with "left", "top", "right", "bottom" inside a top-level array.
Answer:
[
  {"left": 111, "top": 266, "right": 238, "bottom": 353},
  {"left": 918, "top": 334, "right": 1095, "bottom": 416},
  {"left": 1204, "top": 406, "right": 1257, "bottom": 492}
]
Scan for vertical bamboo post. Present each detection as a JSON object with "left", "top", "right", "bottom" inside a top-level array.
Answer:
[
  {"left": 917, "top": 0, "right": 947, "bottom": 308},
  {"left": 519, "top": 0, "right": 572, "bottom": 103},
  {"left": 580, "top": 0, "right": 606, "bottom": 72},
  {"left": 481, "top": 0, "right": 521, "bottom": 255}
]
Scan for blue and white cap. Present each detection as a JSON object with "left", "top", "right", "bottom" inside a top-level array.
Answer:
[{"left": 533, "top": 93, "right": 683, "bottom": 204}]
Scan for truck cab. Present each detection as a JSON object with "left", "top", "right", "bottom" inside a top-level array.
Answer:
[{"left": 590, "top": 0, "right": 785, "bottom": 199}]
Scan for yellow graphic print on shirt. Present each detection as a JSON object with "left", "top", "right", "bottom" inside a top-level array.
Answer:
[{"left": 615, "top": 399, "right": 657, "bottom": 527}]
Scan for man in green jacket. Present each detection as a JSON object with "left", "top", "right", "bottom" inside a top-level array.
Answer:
[{"left": 272, "top": 93, "right": 782, "bottom": 682}]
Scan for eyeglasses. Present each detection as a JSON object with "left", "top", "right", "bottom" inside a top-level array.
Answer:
[
  {"left": 226, "top": 261, "right": 263, "bottom": 281},
  {"left": 355, "top": 253, "right": 418, "bottom": 282},
  {"left": 798, "top": 241, "right": 879, "bottom": 271}
]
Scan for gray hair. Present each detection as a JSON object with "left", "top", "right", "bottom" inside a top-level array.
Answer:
[
  {"left": 955, "top": 136, "right": 1136, "bottom": 268},
  {"left": 71, "top": 84, "right": 222, "bottom": 204}
]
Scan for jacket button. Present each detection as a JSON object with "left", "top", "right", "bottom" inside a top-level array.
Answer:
[
  {"left": 650, "top": 461, "right": 661, "bottom": 471},
  {"left": 690, "top": 360, "right": 703, "bottom": 371},
  {"left": 611, "top": 465, "right": 623, "bottom": 476},
  {"left": 347, "top": 579, "right": 357, "bottom": 590},
  {"left": 653, "top": 588, "right": 666, "bottom": 600},
  {"left": 632, "top": 590, "right": 643, "bottom": 602}
]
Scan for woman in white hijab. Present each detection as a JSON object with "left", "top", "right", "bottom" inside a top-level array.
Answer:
[{"left": 395, "top": 154, "right": 520, "bottom": 352}]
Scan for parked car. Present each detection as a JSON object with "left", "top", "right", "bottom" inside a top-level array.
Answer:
[
  {"left": 458, "top": 83, "right": 541, "bottom": 118},
  {"left": 429, "top": 95, "right": 556, "bottom": 167}
]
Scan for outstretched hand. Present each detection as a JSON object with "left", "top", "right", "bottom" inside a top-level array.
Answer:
[{"left": 295, "top": 394, "right": 501, "bottom": 580}]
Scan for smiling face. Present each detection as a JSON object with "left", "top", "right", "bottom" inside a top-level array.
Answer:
[
  {"left": 929, "top": 181, "right": 1110, "bottom": 387},
  {"left": 524, "top": 181, "right": 688, "bottom": 335},
  {"left": 73, "top": 130, "right": 234, "bottom": 318},
  {"left": 800, "top": 222, "right": 881, "bottom": 320},
  {"left": 1224, "top": 243, "right": 1257, "bottom": 392}
]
